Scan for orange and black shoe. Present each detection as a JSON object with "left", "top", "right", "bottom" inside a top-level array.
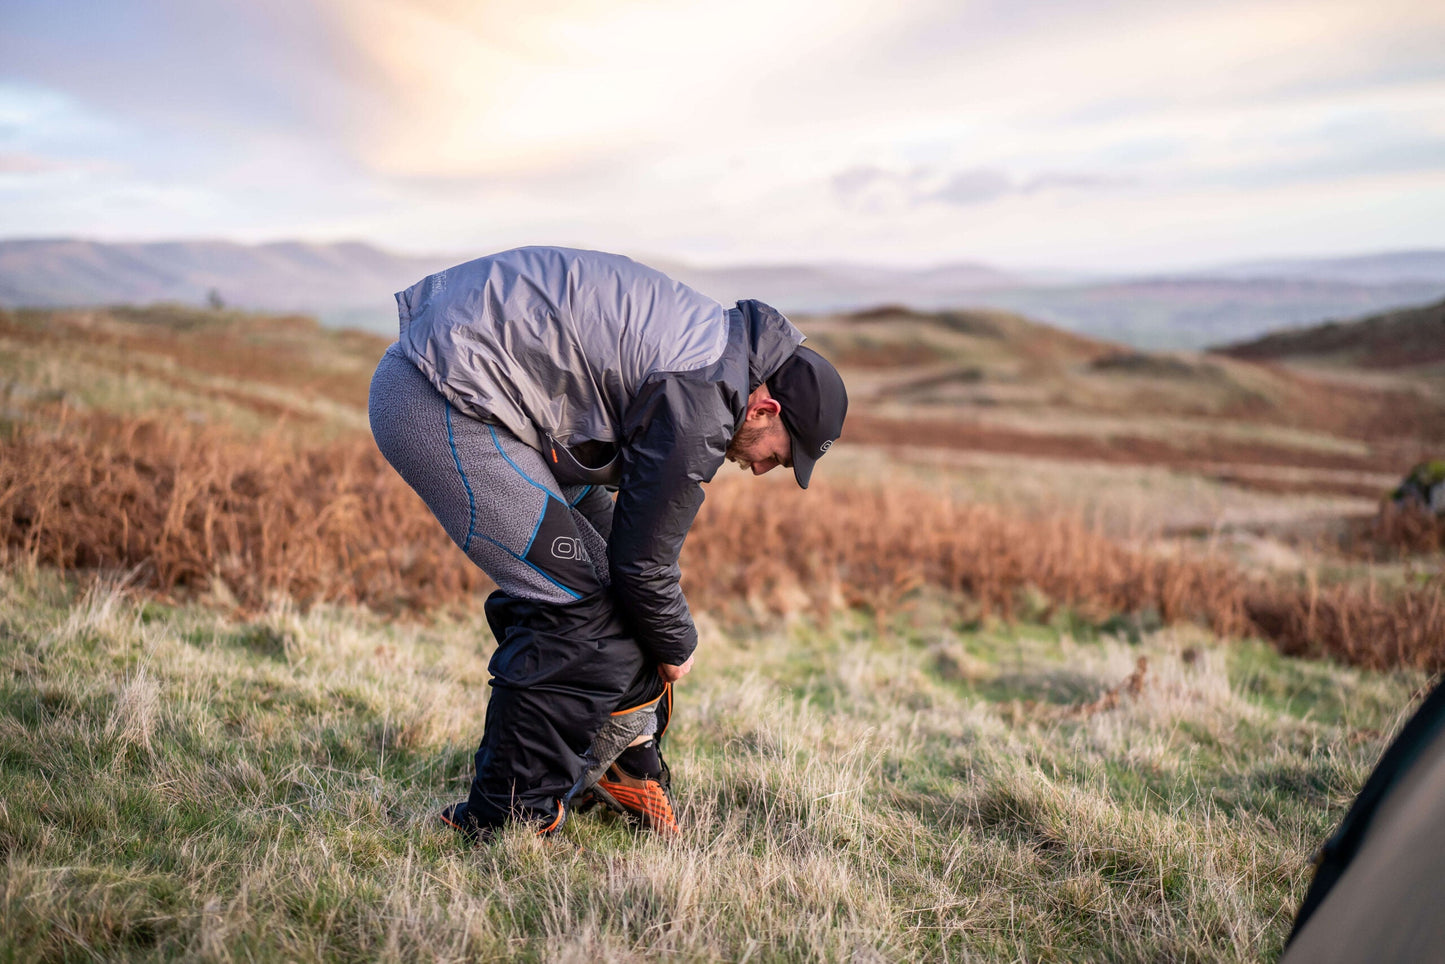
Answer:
[
  {"left": 439, "top": 798, "right": 567, "bottom": 843},
  {"left": 591, "top": 739, "right": 680, "bottom": 835},
  {"left": 439, "top": 801, "right": 489, "bottom": 842}
]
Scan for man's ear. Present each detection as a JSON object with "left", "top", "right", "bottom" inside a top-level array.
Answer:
[{"left": 747, "top": 396, "right": 782, "bottom": 421}]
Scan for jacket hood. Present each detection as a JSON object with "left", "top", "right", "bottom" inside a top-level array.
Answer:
[{"left": 735, "top": 299, "right": 806, "bottom": 391}]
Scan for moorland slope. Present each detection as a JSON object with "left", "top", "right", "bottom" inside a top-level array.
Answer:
[{"left": 2, "top": 301, "right": 1442, "bottom": 961}]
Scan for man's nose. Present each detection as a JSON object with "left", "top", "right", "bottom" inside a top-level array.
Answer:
[{"left": 752, "top": 461, "right": 778, "bottom": 475}]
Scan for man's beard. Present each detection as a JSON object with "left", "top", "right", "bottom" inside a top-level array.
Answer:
[{"left": 725, "top": 421, "right": 769, "bottom": 463}]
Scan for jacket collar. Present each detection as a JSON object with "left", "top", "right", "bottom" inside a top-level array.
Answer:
[{"left": 735, "top": 299, "right": 806, "bottom": 391}]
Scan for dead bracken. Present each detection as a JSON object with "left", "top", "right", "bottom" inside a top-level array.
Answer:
[{"left": 2, "top": 412, "right": 1441, "bottom": 671}]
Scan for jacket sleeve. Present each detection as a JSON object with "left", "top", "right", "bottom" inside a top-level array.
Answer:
[{"left": 609, "top": 371, "right": 733, "bottom": 665}]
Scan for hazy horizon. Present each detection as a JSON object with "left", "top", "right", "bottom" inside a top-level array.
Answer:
[{"left": 5, "top": 233, "right": 1445, "bottom": 281}]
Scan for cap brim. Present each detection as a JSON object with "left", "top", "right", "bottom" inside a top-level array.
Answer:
[{"left": 787, "top": 427, "right": 818, "bottom": 489}]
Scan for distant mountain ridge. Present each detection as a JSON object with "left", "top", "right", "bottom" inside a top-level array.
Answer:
[
  {"left": 3, "top": 238, "right": 1444, "bottom": 349},
  {"left": 1193, "top": 250, "right": 1445, "bottom": 286},
  {"left": 0, "top": 238, "right": 450, "bottom": 332},
  {"left": 644, "top": 256, "right": 1042, "bottom": 317}
]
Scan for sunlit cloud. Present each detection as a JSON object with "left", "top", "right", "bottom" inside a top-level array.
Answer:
[
  {"left": 325, "top": 0, "right": 884, "bottom": 179},
  {"left": 0, "top": 0, "right": 1442, "bottom": 268}
]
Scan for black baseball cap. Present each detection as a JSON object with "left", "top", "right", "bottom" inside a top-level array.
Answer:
[{"left": 766, "top": 345, "right": 848, "bottom": 489}]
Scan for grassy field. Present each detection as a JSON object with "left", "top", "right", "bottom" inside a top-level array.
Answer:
[
  {"left": 2, "top": 303, "right": 1442, "bottom": 961},
  {"left": 0, "top": 568, "right": 1425, "bottom": 962}
]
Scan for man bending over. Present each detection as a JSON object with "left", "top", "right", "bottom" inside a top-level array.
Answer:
[{"left": 368, "top": 246, "right": 848, "bottom": 840}]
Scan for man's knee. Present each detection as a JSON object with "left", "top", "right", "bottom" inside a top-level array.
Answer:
[{"left": 484, "top": 590, "right": 661, "bottom": 710}]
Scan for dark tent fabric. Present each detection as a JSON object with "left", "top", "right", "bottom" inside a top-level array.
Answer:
[{"left": 1282, "top": 680, "right": 1445, "bottom": 964}]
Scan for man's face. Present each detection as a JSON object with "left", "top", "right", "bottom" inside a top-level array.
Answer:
[{"left": 725, "top": 416, "right": 792, "bottom": 476}]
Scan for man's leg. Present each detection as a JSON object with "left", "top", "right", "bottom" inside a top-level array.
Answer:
[
  {"left": 369, "top": 347, "right": 662, "bottom": 836},
  {"left": 559, "top": 483, "right": 680, "bottom": 831}
]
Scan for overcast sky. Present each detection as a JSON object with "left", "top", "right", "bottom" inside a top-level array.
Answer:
[{"left": 2, "top": 0, "right": 1443, "bottom": 271}]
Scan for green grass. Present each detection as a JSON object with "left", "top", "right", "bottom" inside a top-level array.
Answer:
[{"left": 0, "top": 568, "right": 1424, "bottom": 962}]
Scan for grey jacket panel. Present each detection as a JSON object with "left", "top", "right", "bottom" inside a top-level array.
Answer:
[
  {"left": 392, "top": 248, "right": 805, "bottom": 662},
  {"left": 395, "top": 246, "right": 728, "bottom": 451}
]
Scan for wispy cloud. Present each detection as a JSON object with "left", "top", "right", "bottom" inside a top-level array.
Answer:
[
  {"left": 833, "top": 166, "right": 1132, "bottom": 210},
  {"left": 0, "top": 151, "right": 113, "bottom": 177},
  {"left": 0, "top": 152, "right": 68, "bottom": 175}
]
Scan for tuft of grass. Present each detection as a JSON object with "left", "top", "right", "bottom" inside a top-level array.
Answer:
[{"left": 0, "top": 571, "right": 1424, "bottom": 962}]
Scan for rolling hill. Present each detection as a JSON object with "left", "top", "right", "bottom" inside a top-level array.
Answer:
[{"left": 1217, "top": 297, "right": 1445, "bottom": 370}]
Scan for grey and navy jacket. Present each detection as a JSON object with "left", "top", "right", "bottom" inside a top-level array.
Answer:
[{"left": 394, "top": 246, "right": 804, "bottom": 665}]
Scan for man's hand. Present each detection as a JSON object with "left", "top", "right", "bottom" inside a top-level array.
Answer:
[{"left": 658, "top": 655, "right": 694, "bottom": 683}]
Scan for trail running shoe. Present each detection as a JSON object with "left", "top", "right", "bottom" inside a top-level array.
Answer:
[
  {"left": 591, "top": 739, "right": 680, "bottom": 835},
  {"left": 438, "top": 799, "right": 568, "bottom": 843},
  {"left": 438, "top": 801, "right": 490, "bottom": 843}
]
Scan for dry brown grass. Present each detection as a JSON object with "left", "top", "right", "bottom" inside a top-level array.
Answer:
[
  {"left": 1363, "top": 503, "right": 1445, "bottom": 556},
  {"left": 687, "top": 477, "right": 1253, "bottom": 636},
  {"left": 0, "top": 413, "right": 489, "bottom": 612},
  {"left": 3, "top": 413, "right": 1442, "bottom": 670},
  {"left": 692, "top": 478, "right": 1445, "bottom": 671},
  {"left": 1243, "top": 575, "right": 1445, "bottom": 671},
  {"left": 1326, "top": 502, "right": 1445, "bottom": 566}
]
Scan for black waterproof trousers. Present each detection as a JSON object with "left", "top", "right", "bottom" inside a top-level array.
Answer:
[{"left": 470, "top": 590, "right": 665, "bottom": 827}]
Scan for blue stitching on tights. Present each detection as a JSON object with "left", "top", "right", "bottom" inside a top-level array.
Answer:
[
  {"left": 444, "top": 404, "right": 477, "bottom": 553},
  {"left": 474, "top": 532, "right": 581, "bottom": 600},
  {"left": 522, "top": 503, "right": 546, "bottom": 557},
  {"left": 480, "top": 424, "right": 581, "bottom": 600},
  {"left": 488, "top": 424, "right": 555, "bottom": 496}
]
